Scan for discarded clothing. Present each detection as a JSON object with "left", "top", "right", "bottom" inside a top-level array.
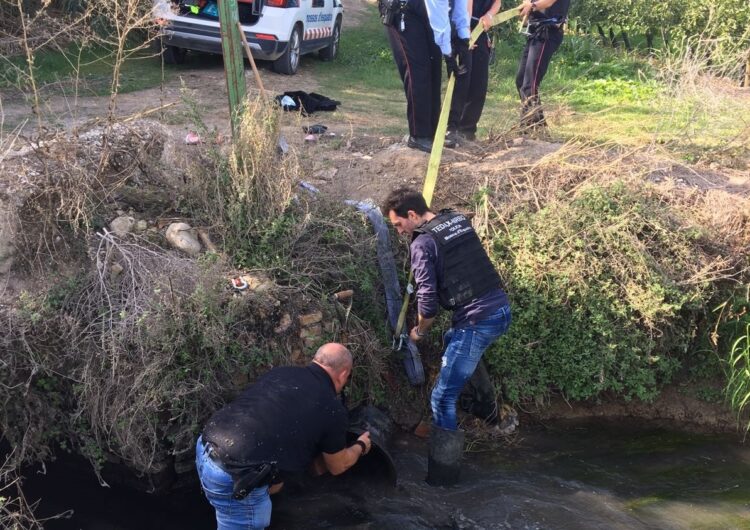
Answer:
[
  {"left": 275, "top": 91, "right": 340, "bottom": 115},
  {"left": 302, "top": 124, "right": 328, "bottom": 134}
]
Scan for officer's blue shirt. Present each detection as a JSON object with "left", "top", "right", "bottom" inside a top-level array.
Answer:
[{"left": 424, "top": 0, "right": 470, "bottom": 55}]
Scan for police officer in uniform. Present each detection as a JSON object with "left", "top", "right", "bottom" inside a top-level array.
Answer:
[
  {"left": 382, "top": 187, "right": 511, "bottom": 485},
  {"left": 516, "top": 0, "right": 571, "bottom": 129},
  {"left": 446, "top": 0, "right": 502, "bottom": 145},
  {"left": 380, "top": 0, "right": 472, "bottom": 152}
]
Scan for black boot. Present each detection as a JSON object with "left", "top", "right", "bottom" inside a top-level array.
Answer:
[
  {"left": 427, "top": 425, "right": 464, "bottom": 486},
  {"left": 407, "top": 136, "right": 433, "bottom": 153}
]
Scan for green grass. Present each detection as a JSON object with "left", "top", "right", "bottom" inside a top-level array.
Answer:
[
  {"left": 0, "top": 43, "right": 175, "bottom": 96},
  {"left": 308, "top": 6, "right": 748, "bottom": 163},
  {"left": 310, "top": 14, "right": 414, "bottom": 135}
]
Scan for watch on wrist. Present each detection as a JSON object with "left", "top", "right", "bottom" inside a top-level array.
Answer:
[{"left": 353, "top": 440, "right": 367, "bottom": 455}]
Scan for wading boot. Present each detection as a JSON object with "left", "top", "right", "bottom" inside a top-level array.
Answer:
[{"left": 426, "top": 425, "right": 465, "bottom": 486}]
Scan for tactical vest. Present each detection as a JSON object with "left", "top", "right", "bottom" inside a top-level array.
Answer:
[{"left": 414, "top": 210, "right": 502, "bottom": 309}]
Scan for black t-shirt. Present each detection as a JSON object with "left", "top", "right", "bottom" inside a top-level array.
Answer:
[
  {"left": 472, "top": 0, "right": 493, "bottom": 20},
  {"left": 532, "top": 0, "right": 571, "bottom": 21},
  {"left": 202, "top": 364, "right": 348, "bottom": 474}
]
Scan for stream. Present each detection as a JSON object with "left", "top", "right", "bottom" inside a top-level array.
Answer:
[{"left": 23, "top": 419, "right": 750, "bottom": 529}]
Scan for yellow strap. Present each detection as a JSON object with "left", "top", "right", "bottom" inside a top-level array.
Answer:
[{"left": 393, "top": 6, "right": 520, "bottom": 340}]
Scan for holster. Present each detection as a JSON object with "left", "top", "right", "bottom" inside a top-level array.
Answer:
[{"left": 231, "top": 462, "right": 278, "bottom": 500}]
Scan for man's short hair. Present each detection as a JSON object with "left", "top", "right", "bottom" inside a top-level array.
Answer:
[
  {"left": 313, "top": 343, "right": 353, "bottom": 373},
  {"left": 381, "top": 186, "right": 430, "bottom": 218}
]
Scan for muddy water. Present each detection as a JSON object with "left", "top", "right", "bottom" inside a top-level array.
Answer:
[{"left": 25, "top": 420, "right": 750, "bottom": 530}]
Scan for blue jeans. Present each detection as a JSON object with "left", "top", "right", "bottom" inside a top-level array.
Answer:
[
  {"left": 195, "top": 436, "right": 272, "bottom": 530},
  {"left": 431, "top": 304, "right": 512, "bottom": 430}
]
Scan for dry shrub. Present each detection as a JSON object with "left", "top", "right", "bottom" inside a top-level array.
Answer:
[
  {"left": 4, "top": 121, "right": 168, "bottom": 273},
  {"left": 229, "top": 100, "right": 297, "bottom": 223},
  {"left": 0, "top": 458, "right": 47, "bottom": 530},
  {"left": 655, "top": 36, "right": 750, "bottom": 166},
  {"left": 185, "top": 97, "right": 298, "bottom": 248}
]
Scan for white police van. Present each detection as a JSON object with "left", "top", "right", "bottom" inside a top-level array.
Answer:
[{"left": 154, "top": 0, "right": 343, "bottom": 74}]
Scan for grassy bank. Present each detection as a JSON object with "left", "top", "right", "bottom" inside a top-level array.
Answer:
[
  {"left": 0, "top": 43, "right": 174, "bottom": 97},
  {"left": 312, "top": 6, "right": 749, "bottom": 166}
]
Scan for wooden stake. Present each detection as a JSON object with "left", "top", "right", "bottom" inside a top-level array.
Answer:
[{"left": 238, "top": 21, "right": 269, "bottom": 102}]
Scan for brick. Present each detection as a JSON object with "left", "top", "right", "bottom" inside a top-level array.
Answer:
[{"left": 298, "top": 311, "right": 323, "bottom": 327}]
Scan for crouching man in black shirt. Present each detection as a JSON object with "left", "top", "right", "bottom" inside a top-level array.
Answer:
[{"left": 196, "top": 343, "right": 371, "bottom": 530}]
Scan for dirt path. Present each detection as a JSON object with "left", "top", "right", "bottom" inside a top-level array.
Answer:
[{"left": 2, "top": 0, "right": 747, "bottom": 205}]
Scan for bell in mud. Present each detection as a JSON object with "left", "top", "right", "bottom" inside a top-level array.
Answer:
[{"left": 426, "top": 425, "right": 465, "bottom": 486}]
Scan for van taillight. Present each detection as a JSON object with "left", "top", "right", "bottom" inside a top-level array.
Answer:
[{"left": 265, "top": 0, "right": 288, "bottom": 7}]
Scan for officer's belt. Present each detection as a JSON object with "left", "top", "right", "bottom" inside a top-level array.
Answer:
[{"left": 201, "top": 437, "right": 278, "bottom": 497}]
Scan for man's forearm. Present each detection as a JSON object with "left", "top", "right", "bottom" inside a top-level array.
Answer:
[
  {"left": 416, "top": 315, "right": 436, "bottom": 335},
  {"left": 485, "top": 0, "right": 501, "bottom": 18}
]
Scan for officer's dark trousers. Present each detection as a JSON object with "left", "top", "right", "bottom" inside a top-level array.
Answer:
[
  {"left": 386, "top": 10, "right": 442, "bottom": 138},
  {"left": 515, "top": 26, "right": 563, "bottom": 114},
  {"left": 448, "top": 32, "right": 490, "bottom": 135}
]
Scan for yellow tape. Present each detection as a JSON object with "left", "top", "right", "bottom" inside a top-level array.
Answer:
[{"left": 393, "top": 6, "right": 520, "bottom": 340}]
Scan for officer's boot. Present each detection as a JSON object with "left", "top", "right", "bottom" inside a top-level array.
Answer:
[{"left": 426, "top": 425, "right": 465, "bottom": 486}]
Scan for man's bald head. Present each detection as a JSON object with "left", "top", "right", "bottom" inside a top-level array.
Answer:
[{"left": 313, "top": 343, "right": 353, "bottom": 373}]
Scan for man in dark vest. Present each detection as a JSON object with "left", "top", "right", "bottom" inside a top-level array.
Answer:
[
  {"left": 380, "top": 0, "right": 471, "bottom": 152},
  {"left": 516, "top": 0, "right": 571, "bottom": 129},
  {"left": 382, "top": 187, "right": 511, "bottom": 485},
  {"left": 446, "top": 0, "right": 502, "bottom": 145},
  {"left": 196, "top": 343, "right": 372, "bottom": 529}
]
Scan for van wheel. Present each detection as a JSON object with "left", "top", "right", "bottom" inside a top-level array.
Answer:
[
  {"left": 273, "top": 25, "right": 302, "bottom": 75},
  {"left": 162, "top": 45, "right": 187, "bottom": 65},
  {"left": 319, "top": 18, "right": 341, "bottom": 61}
]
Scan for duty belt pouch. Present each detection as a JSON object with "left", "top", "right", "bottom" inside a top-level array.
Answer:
[{"left": 231, "top": 462, "right": 277, "bottom": 500}]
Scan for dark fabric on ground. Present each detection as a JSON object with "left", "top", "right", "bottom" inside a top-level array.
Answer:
[{"left": 275, "top": 91, "right": 341, "bottom": 115}]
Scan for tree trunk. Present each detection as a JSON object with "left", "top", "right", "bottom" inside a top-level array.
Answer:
[
  {"left": 662, "top": 28, "right": 670, "bottom": 47},
  {"left": 597, "top": 24, "right": 607, "bottom": 44},
  {"left": 609, "top": 27, "right": 619, "bottom": 48},
  {"left": 646, "top": 29, "right": 654, "bottom": 52},
  {"left": 620, "top": 28, "right": 632, "bottom": 51},
  {"left": 745, "top": 51, "right": 750, "bottom": 88}
]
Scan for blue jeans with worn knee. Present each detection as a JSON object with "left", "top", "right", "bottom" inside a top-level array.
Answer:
[
  {"left": 195, "top": 436, "right": 272, "bottom": 530},
  {"left": 431, "top": 304, "right": 511, "bottom": 430}
]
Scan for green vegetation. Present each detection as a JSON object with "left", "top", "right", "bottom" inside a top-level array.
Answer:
[
  {"left": 312, "top": 4, "right": 748, "bottom": 165},
  {"left": 724, "top": 295, "right": 750, "bottom": 434},
  {"left": 485, "top": 182, "right": 717, "bottom": 401},
  {"left": 0, "top": 43, "right": 172, "bottom": 96},
  {"left": 571, "top": 0, "right": 750, "bottom": 58}
]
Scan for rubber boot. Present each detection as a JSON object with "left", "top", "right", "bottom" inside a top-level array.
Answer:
[
  {"left": 459, "top": 359, "right": 498, "bottom": 425},
  {"left": 426, "top": 426, "right": 465, "bottom": 486}
]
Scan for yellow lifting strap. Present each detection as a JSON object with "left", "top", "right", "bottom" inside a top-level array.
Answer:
[{"left": 393, "top": 6, "right": 520, "bottom": 342}]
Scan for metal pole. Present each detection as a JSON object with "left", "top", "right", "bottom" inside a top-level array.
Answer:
[{"left": 218, "top": 0, "right": 247, "bottom": 136}]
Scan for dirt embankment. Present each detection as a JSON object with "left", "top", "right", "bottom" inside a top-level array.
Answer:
[{"left": 1, "top": 0, "right": 749, "bottom": 445}]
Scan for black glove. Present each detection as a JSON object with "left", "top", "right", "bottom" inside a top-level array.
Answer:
[
  {"left": 443, "top": 52, "right": 468, "bottom": 77},
  {"left": 454, "top": 38, "right": 471, "bottom": 72}
]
